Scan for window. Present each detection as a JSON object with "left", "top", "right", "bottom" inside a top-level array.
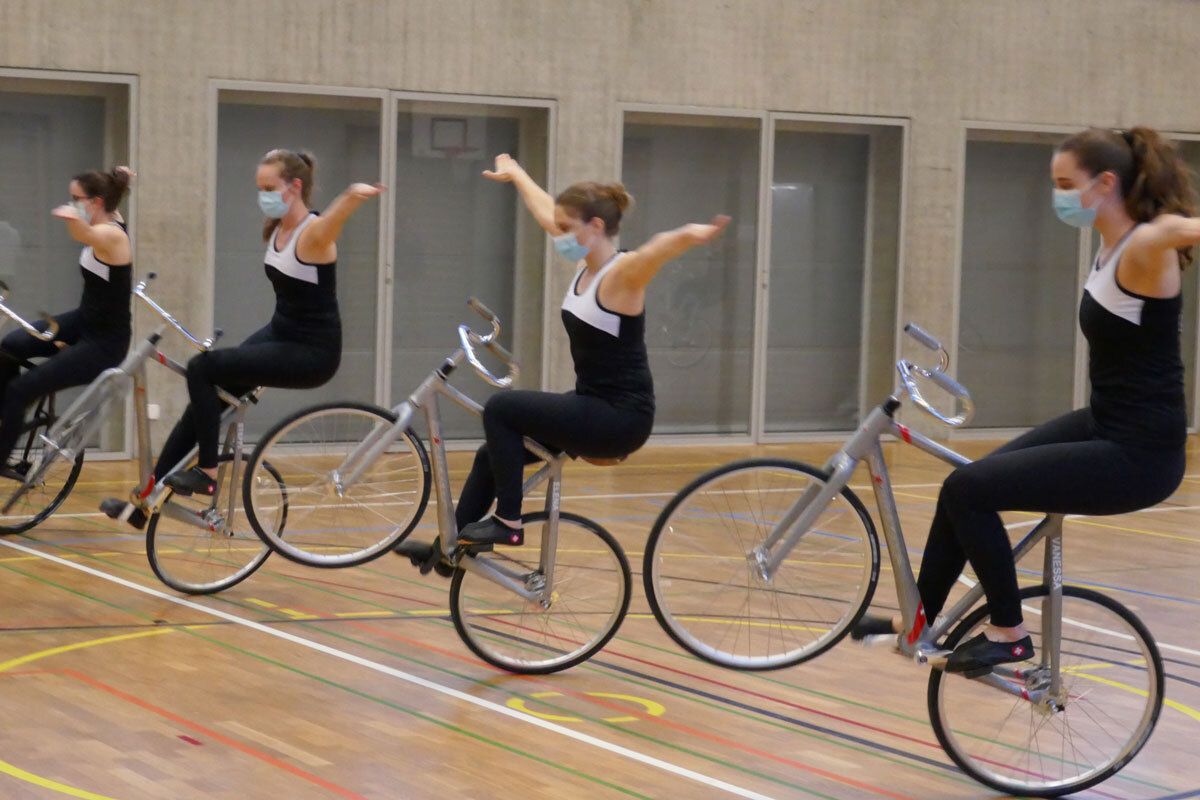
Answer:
[
  {"left": 0, "top": 73, "right": 133, "bottom": 452},
  {"left": 213, "top": 89, "right": 382, "bottom": 437}
]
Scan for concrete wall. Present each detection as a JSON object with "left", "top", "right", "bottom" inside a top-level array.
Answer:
[{"left": 4, "top": 0, "right": 1200, "bottom": 438}]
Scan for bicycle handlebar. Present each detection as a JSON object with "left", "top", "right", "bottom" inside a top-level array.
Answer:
[
  {"left": 0, "top": 281, "right": 64, "bottom": 346},
  {"left": 897, "top": 322, "right": 974, "bottom": 427},
  {"left": 903, "top": 322, "right": 949, "bottom": 371},
  {"left": 457, "top": 297, "right": 518, "bottom": 388},
  {"left": 133, "top": 273, "right": 223, "bottom": 351}
]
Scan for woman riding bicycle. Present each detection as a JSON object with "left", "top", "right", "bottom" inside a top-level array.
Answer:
[
  {"left": 399, "top": 153, "right": 728, "bottom": 574},
  {"left": 102, "top": 149, "right": 383, "bottom": 527},
  {"left": 0, "top": 166, "right": 133, "bottom": 481},
  {"left": 857, "top": 126, "right": 1199, "bottom": 675}
]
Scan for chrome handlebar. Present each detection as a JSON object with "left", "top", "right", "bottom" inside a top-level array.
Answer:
[
  {"left": 897, "top": 322, "right": 974, "bottom": 427},
  {"left": 457, "top": 297, "right": 518, "bottom": 389},
  {"left": 133, "top": 273, "right": 223, "bottom": 352},
  {"left": 0, "top": 281, "right": 63, "bottom": 346}
]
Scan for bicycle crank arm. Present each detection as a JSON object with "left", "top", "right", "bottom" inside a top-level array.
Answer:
[
  {"left": 158, "top": 501, "right": 223, "bottom": 533},
  {"left": 914, "top": 644, "right": 952, "bottom": 668}
]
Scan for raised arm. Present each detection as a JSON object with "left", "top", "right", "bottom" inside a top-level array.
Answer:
[
  {"left": 483, "top": 154, "right": 560, "bottom": 234},
  {"left": 1119, "top": 213, "right": 1200, "bottom": 295},
  {"left": 609, "top": 215, "right": 731, "bottom": 293},
  {"left": 50, "top": 205, "right": 129, "bottom": 258},
  {"left": 51, "top": 164, "right": 133, "bottom": 262},
  {"left": 1129, "top": 214, "right": 1200, "bottom": 254},
  {"left": 303, "top": 183, "right": 386, "bottom": 251}
]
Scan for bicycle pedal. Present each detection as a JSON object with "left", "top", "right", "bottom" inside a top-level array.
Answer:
[
  {"left": 916, "top": 647, "right": 952, "bottom": 668},
  {"left": 859, "top": 633, "right": 899, "bottom": 648},
  {"left": 959, "top": 665, "right": 994, "bottom": 679},
  {"left": 458, "top": 541, "right": 494, "bottom": 555}
]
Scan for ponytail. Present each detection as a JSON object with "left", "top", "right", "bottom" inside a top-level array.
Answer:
[{"left": 1059, "top": 126, "right": 1198, "bottom": 267}]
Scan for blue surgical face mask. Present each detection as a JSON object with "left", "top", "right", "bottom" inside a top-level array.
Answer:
[
  {"left": 71, "top": 200, "right": 93, "bottom": 224},
  {"left": 1052, "top": 177, "right": 1100, "bottom": 228},
  {"left": 553, "top": 230, "right": 590, "bottom": 262},
  {"left": 258, "top": 189, "right": 290, "bottom": 219}
]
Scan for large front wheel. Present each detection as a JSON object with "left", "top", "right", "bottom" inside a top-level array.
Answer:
[
  {"left": 643, "top": 458, "right": 880, "bottom": 670},
  {"left": 449, "top": 511, "right": 632, "bottom": 674},
  {"left": 243, "top": 402, "right": 431, "bottom": 567},
  {"left": 928, "top": 585, "right": 1164, "bottom": 797}
]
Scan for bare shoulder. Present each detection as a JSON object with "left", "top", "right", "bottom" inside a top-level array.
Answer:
[{"left": 606, "top": 249, "right": 647, "bottom": 285}]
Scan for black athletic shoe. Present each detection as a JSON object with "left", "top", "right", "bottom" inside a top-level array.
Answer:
[
  {"left": 850, "top": 614, "right": 899, "bottom": 641},
  {"left": 945, "top": 633, "right": 1035, "bottom": 678},
  {"left": 457, "top": 516, "right": 524, "bottom": 547},
  {"left": 99, "top": 498, "right": 147, "bottom": 530},
  {"left": 0, "top": 460, "right": 30, "bottom": 482},
  {"left": 163, "top": 466, "right": 217, "bottom": 497},
  {"left": 394, "top": 537, "right": 454, "bottom": 578}
]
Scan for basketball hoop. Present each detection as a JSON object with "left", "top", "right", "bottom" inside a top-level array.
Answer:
[{"left": 435, "top": 145, "right": 469, "bottom": 161}]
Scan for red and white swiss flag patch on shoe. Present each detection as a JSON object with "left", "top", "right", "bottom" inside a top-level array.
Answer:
[{"left": 1012, "top": 645, "right": 1025, "bottom": 657}]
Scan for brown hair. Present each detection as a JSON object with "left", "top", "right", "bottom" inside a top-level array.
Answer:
[
  {"left": 1058, "top": 126, "right": 1198, "bottom": 267},
  {"left": 555, "top": 182, "right": 633, "bottom": 235},
  {"left": 73, "top": 167, "right": 132, "bottom": 213},
  {"left": 260, "top": 149, "right": 316, "bottom": 241}
]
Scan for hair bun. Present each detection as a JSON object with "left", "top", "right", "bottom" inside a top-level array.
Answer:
[
  {"left": 607, "top": 182, "right": 633, "bottom": 213},
  {"left": 109, "top": 167, "right": 132, "bottom": 194}
]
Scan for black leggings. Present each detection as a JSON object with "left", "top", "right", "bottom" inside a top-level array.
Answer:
[
  {"left": 455, "top": 390, "right": 654, "bottom": 528},
  {"left": 916, "top": 407, "right": 1185, "bottom": 627},
  {"left": 0, "top": 310, "right": 127, "bottom": 465},
  {"left": 155, "top": 324, "right": 339, "bottom": 478}
]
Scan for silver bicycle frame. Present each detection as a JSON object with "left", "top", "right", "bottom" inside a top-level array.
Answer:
[
  {"left": 7, "top": 277, "right": 259, "bottom": 533},
  {"left": 750, "top": 323, "right": 1066, "bottom": 706},
  {"left": 129, "top": 344, "right": 259, "bottom": 535},
  {"left": 333, "top": 306, "right": 562, "bottom": 603}
]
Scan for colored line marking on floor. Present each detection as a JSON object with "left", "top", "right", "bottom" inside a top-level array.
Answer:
[
  {"left": 332, "top": 615, "right": 921, "bottom": 800},
  {"left": 1147, "top": 789, "right": 1200, "bottom": 800},
  {"left": 62, "top": 669, "right": 367, "bottom": 798},
  {"left": 1, "top": 561, "right": 658, "bottom": 800},
  {"left": 0, "top": 629, "right": 369, "bottom": 800},
  {"left": 0, "top": 537, "right": 780, "bottom": 800},
  {"left": 0, "top": 631, "right": 171, "bottom": 800},
  {"left": 1071, "top": 671, "right": 1200, "bottom": 724},
  {"left": 0, "top": 628, "right": 170, "bottom": 674},
  {"left": 506, "top": 691, "right": 666, "bottom": 724}
]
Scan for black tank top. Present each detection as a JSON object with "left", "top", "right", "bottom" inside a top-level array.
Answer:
[
  {"left": 1078, "top": 225, "right": 1186, "bottom": 449},
  {"left": 78, "top": 220, "right": 132, "bottom": 341},
  {"left": 264, "top": 213, "right": 340, "bottom": 348},
  {"left": 560, "top": 254, "right": 655, "bottom": 416}
]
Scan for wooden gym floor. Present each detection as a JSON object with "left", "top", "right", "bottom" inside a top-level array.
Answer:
[{"left": 0, "top": 438, "right": 1196, "bottom": 799}]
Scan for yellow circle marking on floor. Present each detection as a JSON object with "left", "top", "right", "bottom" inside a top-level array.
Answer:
[
  {"left": 506, "top": 690, "right": 665, "bottom": 724},
  {"left": 0, "top": 628, "right": 174, "bottom": 799}
]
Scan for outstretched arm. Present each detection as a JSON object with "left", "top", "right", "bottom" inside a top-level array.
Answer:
[
  {"left": 50, "top": 205, "right": 127, "bottom": 253},
  {"left": 483, "top": 154, "right": 560, "bottom": 234},
  {"left": 608, "top": 215, "right": 731, "bottom": 293},
  {"left": 304, "top": 183, "right": 386, "bottom": 249},
  {"left": 1130, "top": 214, "right": 1200, "bottom": 254}
]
